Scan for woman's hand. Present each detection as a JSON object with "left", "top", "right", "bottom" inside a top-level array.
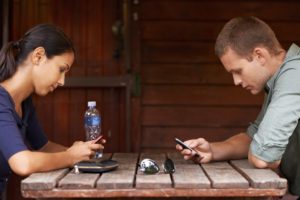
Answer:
[
  {"left": 176, "top": 138, "right": 213, "bottom": 163},
  {"left": 66, "top": 139, "right": 106, "bottom": 165}
]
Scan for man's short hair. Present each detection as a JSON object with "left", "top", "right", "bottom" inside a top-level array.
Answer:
[{"left": 215, "top": 16, "right": 282, "bottom": 58}]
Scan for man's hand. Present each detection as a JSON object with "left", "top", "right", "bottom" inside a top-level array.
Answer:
[{"left": 175, "top": 138, "right": 213, "bottom": 163}]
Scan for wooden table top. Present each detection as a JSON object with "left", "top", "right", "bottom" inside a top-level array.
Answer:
[{"left": 21, "top": 152, "right": 287, "bottom": 199}]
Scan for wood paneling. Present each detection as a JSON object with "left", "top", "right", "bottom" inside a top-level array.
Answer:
[
  {"left": 8, "top": 1, "right": 126, "bottom": 199},
  {"left": 142, "top": 127, "right": 244, "bottom": 148},
  {"left": 142, "top": 64, "right": 232, "bottom": 84},
  {"left": 140, "top": 1, "right": 300, "bottom": 21},
  {"left": 142, "top": 85, "right": 263, "bottom": 106},
  {"left": 142, "top": 107, "right": 260, "bottom": 127},
  {"left": 142, "top": 21, "right": 300, "bottom": 43},
  {"left": 142, "top": 41, "right": 217, "bottom": 63},
  {"left": 135, "top": 0, "right": 300, "bottom": 151}
]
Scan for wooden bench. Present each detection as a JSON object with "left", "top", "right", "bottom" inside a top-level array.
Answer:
[{"left": 21, "top": 152, "right": 287, "bottom": 199}]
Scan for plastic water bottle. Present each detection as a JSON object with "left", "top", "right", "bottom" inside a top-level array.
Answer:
[{"left": 84, "top": 101, "right": 102, "bottom": 158}]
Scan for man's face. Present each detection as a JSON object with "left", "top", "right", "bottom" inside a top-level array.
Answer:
[{"left": 220, "top": 48, "right": 270, "bottom": 95}]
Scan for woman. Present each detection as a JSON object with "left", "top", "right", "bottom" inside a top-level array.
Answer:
[{"left": 0, "top": 24, "right": 105, "bottom": 196}]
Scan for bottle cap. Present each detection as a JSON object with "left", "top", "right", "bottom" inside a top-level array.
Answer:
[{"left": 87, "top": 101, "right": 96, "bottom": 107}]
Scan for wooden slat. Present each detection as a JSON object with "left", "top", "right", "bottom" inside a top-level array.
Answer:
[
  {"left": 141, "top": 41, "right": 293, "bottom": 64},
  {"left": 136, "top": 174, "right": 172, "bottom": 189},
  {"left": 142, "top": 21, "right": 300, "bottom": 42},
  {"left": 140, "top": 1, "right": 300, "bottom": 21},
  {"left": 230, "top": 160, "right": 287, "bottom": 189},
  {"left": 202, "top": 162, "right": 249, "bottom": 188},
  {"left": 141, "top": 127, "right": 245, "bottom": 149},
  {"left": 142, "top": 41, "right": 216, "bottom": 63},
  {"left": 141, "top": 63, "right": 233, "bottom": 84},
  {"left": 21, "top": 168, "right": 69, "bottom": 190},
  {"left": 57, "top": 154, "right": 112, "bottom": 189},
  {"left": 168, "top": 153, "right": 211, "bottom": 188},
  {"left": 96, "top": 153, "right": 138, "bottom": 189},
  {"left": 22, "top": 188, "right": 287, "bottom": 198},
  {"left": 136, "top": 153, "right": 172, "bottom": 188},
  {"left": 58, "top": 171, "right": 100, "bottom": 189},
  {"left": 142, "top": 85, "right": 263, "bottom": 106},
  {"left": 142, "top": 106, "right": 260, "bottom": 126},
  {"left": 53, "top": 90, "right": 70, "bottom": 146}
]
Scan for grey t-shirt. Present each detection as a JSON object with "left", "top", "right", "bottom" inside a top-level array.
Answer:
[{"left": 247, "top": 43, "right": 300, "bottom": 162}]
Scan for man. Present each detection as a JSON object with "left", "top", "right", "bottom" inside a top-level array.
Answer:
[{"left": 176, "top": 16, "right": 300, "bottom": 196}]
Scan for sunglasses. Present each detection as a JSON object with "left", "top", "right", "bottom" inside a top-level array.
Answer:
[{"left": 138, "top": 158, "right": 175, "bottom": 174}]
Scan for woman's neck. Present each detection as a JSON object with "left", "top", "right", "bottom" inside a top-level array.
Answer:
[{"left": 0, "top": 66, "right": 34, "bottom": 107}]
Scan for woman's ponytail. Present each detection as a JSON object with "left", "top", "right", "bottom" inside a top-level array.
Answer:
[
  {"left": 0, "top": 24, "right": 74, "bottom": 83},
  {"left": 0, "top": 41, "right": 19, "bottom": 82}
]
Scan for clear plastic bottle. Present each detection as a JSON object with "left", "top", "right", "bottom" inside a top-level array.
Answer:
[{"left": 84, "top": 101, "right": 102, "bottom": 158}]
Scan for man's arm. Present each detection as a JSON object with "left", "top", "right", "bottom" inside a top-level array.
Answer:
[
  {"left": 248, "top": 151, "right": 281, "bottom": 169},
  {"left": 177, "top": 133, "right": 251, "bottom": 163},
  {"left": 211, "top": 133, "right": 280, "bottom": 168},
  {"left": 210, "top": 132, "right": 251, "bottom": 161}
]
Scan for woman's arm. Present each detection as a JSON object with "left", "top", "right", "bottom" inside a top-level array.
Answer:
[
  {"left": 39, "top": 141, "right": 67, "bottom": 152},
  {"left": 8, "top": 140, "right": 103, "bottom": 176}
]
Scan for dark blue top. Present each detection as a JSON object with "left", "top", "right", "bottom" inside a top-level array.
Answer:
[{"left": 0, "top": 86, "right": 48, "bottom": 193}]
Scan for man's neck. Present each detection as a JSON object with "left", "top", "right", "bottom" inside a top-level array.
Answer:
[{"left": 270, "top": 50, "right": 287, "bottom": 75}]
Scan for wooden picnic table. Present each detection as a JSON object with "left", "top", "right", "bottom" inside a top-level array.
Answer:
[{"left": 21, "top": 152, "right": 287, "bottom": 199}]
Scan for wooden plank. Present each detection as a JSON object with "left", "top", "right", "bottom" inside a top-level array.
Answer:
[
  {"left": 141, "top": 127, "right": 244, "bottom": 149},
  {"left": 142, "top": 85, "right": 263, "bottom": 106},
  {"left": 173, "top": 165, "right": 211, "bottom": 189},
  {"left": 57, "top": 155, "right": 113, "bottom": 190},
  {"left": 136, "top": 174, "right": 172, "bottom": 189},
  {"left": 168, "top": 152, "right": 210, "bottom": 188},
  {"left": 167, "top": 152, "right": 195, "bottom": 165},
  {"left": 58, "top": 171, "right": 99, "bottom": 189},
  {"left": 141, "top": 63, "right": 233, "bottom": 84},
  {"left": 111, "top": 153, "right": 139, "bottom": 165},
  {"left": 141, "top": 41, "right": 294, "bottom": 64},
  {"left": 142, "top": 21, "right": 300, "bottom": 42},
  {"left": 21, "top": 188, "right": 287, "bottom": 198},
  {"left": 230, "top": 160, "right": 287, "bottom": 189},
  {"left": 142, "top": 106, "right": 260, "bottom": 126},
  {"left": 142, "top": 41, "right": 216, "bottom": 63},
  {"left": 53, "top": 90, "right": 70, "bottom": 146},
  {"left": 97, "top": 173, "right": 134, "bottom": 189},
  {"left": 140, "top": 1, "right": 300, "bottom": 21},
  {"left": 21, "top": 168, "right": 69, "bottom": 190},
  {"left": 202, "top": 162, "right": 249, "bottom": 188},
  {"left": 96, "top": 153, "right": 138, "bottom": 189},
  {"left": 136, "top": 153, "right": 172, "bottom": 188}
]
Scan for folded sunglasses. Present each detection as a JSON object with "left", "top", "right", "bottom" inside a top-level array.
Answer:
[{"left": 138, "top": 158, "right": 175, "bottom": 174}]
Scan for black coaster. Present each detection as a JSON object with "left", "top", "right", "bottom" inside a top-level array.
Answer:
[{"left": 75, "top": 159, "right": 118, "bottom": 173}]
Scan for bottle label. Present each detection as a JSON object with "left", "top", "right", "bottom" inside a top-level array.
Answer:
[{"left": 85, "top": 116, "right": 101, "bottom": 126}]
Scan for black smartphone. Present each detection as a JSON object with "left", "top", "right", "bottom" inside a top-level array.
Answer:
[{"left": 175, "top": 138, "right": 202, "bottom": 158}]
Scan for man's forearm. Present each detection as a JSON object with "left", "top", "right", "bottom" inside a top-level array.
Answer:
[{"left": 210, "top": 133, "right": 251, "bottom": 161}]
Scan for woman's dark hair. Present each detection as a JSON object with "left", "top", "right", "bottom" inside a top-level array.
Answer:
[
  {"left": 215, "top": 16, "right": 282, "bottom": 59},
  {"left": 0, "top": 24, "right": 75, "bottom": 82}
]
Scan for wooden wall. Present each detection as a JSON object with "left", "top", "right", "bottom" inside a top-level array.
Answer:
[
  {"left": 135, "top": 0, "right": 300, "bottom": 151},
  {"left": 4, "top": 0, "right": 300, "bottom": 199},
  {"left": 10, "top": 0, "right": 127, "bottom": 152},
  {"left": 7, "top": 0, "right": 127, "bottom": 199}
]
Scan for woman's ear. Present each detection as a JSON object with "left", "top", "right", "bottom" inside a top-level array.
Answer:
[{"left": 31, "top": 47, "right": 46, "bottom": 65}]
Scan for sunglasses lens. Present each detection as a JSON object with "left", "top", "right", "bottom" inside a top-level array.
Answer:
[
  {"left": 139, "top": 159, "right": 160, "bottom": 174},
  {"left": 163, "top": 158, "right": 175, "bottom": 174}
]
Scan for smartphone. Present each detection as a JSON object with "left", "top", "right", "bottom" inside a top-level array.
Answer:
[{"left": 175, "top": 138, "right": 202, "bottom": 158}]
